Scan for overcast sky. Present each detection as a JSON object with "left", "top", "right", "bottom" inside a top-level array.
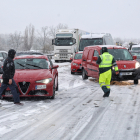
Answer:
[{"left": 0, "top": 0, "right": 140, "bottom": 38}]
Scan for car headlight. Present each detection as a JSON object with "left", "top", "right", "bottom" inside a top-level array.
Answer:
[
  {"left": 36, "top": 78, "right": 52, "bottom": 84},
  {"left": 0, "top": 79, "right": 3, "bottom": 84},
  {"left": 135, "top": 62, "right": 140, "bottom": 69},
  {"left": 73, "top": 63, "right": 78, "bottom": 66}
]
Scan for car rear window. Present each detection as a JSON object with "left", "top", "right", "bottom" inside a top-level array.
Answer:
[{"left": 100, "top": 49, "right": 133, "bottom": 60}]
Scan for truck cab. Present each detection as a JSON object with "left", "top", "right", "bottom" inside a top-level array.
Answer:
[{"left": 52, "top": 29, "right": 90, "bottom": 62}]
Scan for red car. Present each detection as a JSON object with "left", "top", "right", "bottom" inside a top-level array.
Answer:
[
  {"left": 0, "top": 55, "right": 59, "bottom": 99},
  {"left": 81, "top": 45, "right": 140, "bottom": 84},
  {"left": 71, "top": 52, "right": 83, "bottom": 74}
]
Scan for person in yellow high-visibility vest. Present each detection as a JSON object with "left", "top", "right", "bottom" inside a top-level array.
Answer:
[{"left": 96, "top": 47, "right": 119, "bottom": 97}]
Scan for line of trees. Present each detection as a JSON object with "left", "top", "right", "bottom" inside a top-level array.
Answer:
[
  {"left": 0, "top": 23, "right": 140, "bottom": 53},
  {"left": 0, "top": 23, "right": 68, "bottom": 53}
]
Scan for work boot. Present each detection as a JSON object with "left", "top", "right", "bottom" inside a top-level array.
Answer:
[
  {"left": 106, "top": 89, "right": 110, "bottom": 97},
  {"left": 14, "top": 102, "right": 24, "bottom": 105},
  {"left": 103, "top": 91, "right": 110, "bottom": 97}
]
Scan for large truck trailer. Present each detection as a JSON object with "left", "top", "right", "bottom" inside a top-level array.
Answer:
[{"left": 52, "top": 29, "right": 90, "bottom": 62}]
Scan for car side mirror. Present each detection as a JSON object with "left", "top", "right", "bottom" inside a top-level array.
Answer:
[
  {"left": 73, "top": 38, "right": 76, "bottom": 44},
  {"left": 93, "top": 56, "right": 98, "bottom": 61},
  {"left": 70, "top": 58, "right": 73, "bottom": 61},
  {"left": 52, "top": 39, "right": 55, "bottom": 45},
  {"left": 52, "top": 65, "right": 59, "bottom": 69},
  {"left": 133, "top": 55, "right": 137, "bottom": 60}
]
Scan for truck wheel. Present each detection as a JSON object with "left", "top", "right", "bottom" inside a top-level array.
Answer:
[
  {"left": 82, "top": 68, "right": 88, "bottom": 80},
  {"left": 71, "top": 71, "right": 74, "bottom": 74},
  {"left": 134, "top": 79, "right": 138, "bottom": 84}
]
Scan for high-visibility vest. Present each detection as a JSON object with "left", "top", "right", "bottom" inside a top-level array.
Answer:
[{"left": 99, "top": 52, "right": 113, "bottom": 68}]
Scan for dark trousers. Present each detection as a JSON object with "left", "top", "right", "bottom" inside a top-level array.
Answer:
[{"left": 0, "top": 79, "right": 20, "bottom": 103}]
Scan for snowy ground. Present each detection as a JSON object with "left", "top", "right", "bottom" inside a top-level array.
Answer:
[{"left": 0, "top": 62, "right": 140, "bottom": 140}]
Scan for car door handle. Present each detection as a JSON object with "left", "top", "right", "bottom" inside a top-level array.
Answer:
[
  {"left": 83, "top": 59, "right": 86, "bottom": 61},
  {"left": 90, "top": 64, "right": 93, "bottom": 65}
]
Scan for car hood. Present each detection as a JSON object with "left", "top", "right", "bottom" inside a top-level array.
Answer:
[
  {"left": 73, "top": 59, "right": 82, "bottom": 64},
  {"left": 14, "top": 69, "right": 51, "bottom": 80},
  {"left": 116, "top": 60, "right": 136, "bottom": 69}
]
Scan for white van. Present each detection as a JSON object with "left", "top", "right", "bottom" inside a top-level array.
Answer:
[
  {"left": 131, "top": 45, "right": 140, "bottom": 51},
  {"left": 79, "top": 33, "right": 115, "bottom": 51}
]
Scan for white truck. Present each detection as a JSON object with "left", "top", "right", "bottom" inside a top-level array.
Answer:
[
  {"left": 79, "top": 33, "right": 115, "bottom": 51},
  {"left": 52, "top": 29, "right": 90, "bottom": 62}
]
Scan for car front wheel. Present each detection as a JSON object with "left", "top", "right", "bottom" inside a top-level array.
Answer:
[
  {"left": 56, "top": 78, "right": 58, "bottom": 91},
  {"left": 50, "top": 81, "right": 55, "bottom": 99},
  {"left": 71, "top": 71, "right": 74, "bottom": 74},
  {"left": 82, "top": 68, "right": 88, "bottom": 80},
  {"left": 134, "top": 79, "right": 138, "bottom": 84}
]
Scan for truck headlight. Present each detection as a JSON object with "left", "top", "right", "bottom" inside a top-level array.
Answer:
[
  {"left": 135, "top": 62, "right": 140, "bottom": 69},
  {"left": 112, "top": 66, "right": 114, "bottom": 70},
  {"left": 36, "top": 78, "right": 52, "bottom": 84},
  {"left": 0, "top": 79, "right": 3, "bottom": 84},
  {"left": 73, "top": 63, "right": 78, "bottom": 66}
]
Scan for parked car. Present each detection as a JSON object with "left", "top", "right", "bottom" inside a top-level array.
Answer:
[
  {"left": 131, "top": 44, "right": 140, "bottom": 51},
  {"left": 81, "top": 45, "right": 140, "bottom": 84},
  {"left": 0, "top": 51, "right": 8, "bottom": 74},
  {"left": 130, "top": 51, "right": 140, "bottom": 63},
  {"left": 16, "top": 51, "right": 44, "bottom": 56},
  {"left": 71, "top": 52, "right": 83, "bottom": 74},
  {"left": 0, "top": 55, "right": 59, "bottom": 99}
]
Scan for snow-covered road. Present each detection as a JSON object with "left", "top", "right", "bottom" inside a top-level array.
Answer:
[{"left": 0, "top": 62, "right": 140, "bottom": 140}]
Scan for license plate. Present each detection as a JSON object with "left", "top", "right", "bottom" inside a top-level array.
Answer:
[
  {"left": 120, "top": 72, "right": 132, "bottom": 76},
  {"left": 35, "top": 85, "right": 46, "bottom": 89}
]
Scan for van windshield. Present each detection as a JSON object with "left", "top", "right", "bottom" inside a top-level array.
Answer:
[
  {"left": 132, "top": 47, "right": 140, "bottom": 51},
  {"left": 79, "top": 38, "right": 103, "bottom": 51},
  {"left": 100, "top": 49, "right": 133, "bottom": 60}
]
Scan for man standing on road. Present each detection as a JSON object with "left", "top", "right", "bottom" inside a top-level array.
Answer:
[
  {"left": 96, "top": 47, "right": 119, "bottom": 97},
  {"left": 0, "top": 49, "right": 23, "bottom": 105}
]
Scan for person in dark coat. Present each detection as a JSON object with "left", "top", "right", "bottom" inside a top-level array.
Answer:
[{"left": 0, "top": 49, "right": 22, "bottom": 105}]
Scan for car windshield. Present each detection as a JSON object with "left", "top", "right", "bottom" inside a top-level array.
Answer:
[
  {"left": 131, "top": 52, "right": 140, "bottom": 59},
  {"left": 16, "top": 53, "right": 42, "bottom": 56},
  {"left": 79, "top": 38, "right": 103, "bottom": 51},
  {"left": 55, "top": 38, "right": 74, "bottom": 46},
  {"left": 16, "top": 53, "right": 31, "bottom": 56},
  {"left": 132, "top": 47, "right": 140, "bottom": 51},
  {"left": 100, "top": 49, "right": 133, "bottom": 60},
  {"left": 14, "top": 58, "right": 49, "bottom": 69},
  {"left": 74, "top": 53, "right": 83, "bottom": 59}
]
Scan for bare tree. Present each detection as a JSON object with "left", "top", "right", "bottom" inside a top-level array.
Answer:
[
  {"left": 23, "top": 24, "right": 35, "bottom": 50},
  {"left": 9, "top": 32, "right": 22, "bottom": 51},
  {"left": 36, "top": 26, "right": 52, "bottom": 53},
  {"left": 49, "top": 23, "right": 68, "bottom": 38}
]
